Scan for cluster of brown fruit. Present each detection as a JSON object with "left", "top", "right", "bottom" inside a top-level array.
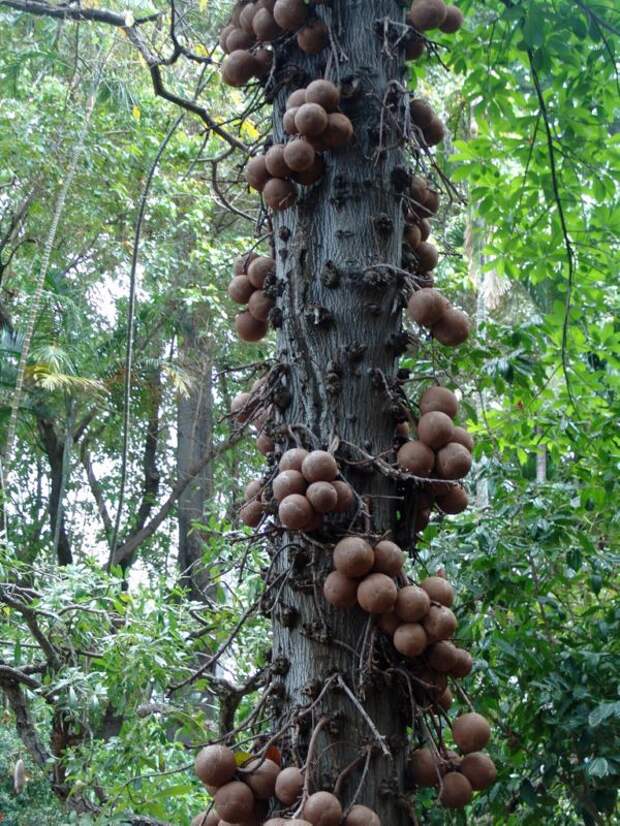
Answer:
[
  {"left": 397, "top": 386, "right": 472, "bottom": 514},
  {"left": 245, "top": 79, "right": 353, "bottom": 211},
  {"left": 402, "top": 0, "right": 463, "bottom": 61},
  {"left": 403, "top": 171, "right": 442, "bottom": 279},
  {"left": 228, "top": 253, "right": 275, "bottom": 342},
  {"left": 275, "top": 448, "right": 354, "bottom": 531},
  {"left": 410, "top": 714, "right": 495, "bottom": 809},
  {"left": 193, "top": 745, "right": 381, "bottom": 825},
  {"left": 408, "top": 286, "right": 470, "bottom": 347},
  {"left": 219, "top": 0, "right": 330, "bottom": 88}
]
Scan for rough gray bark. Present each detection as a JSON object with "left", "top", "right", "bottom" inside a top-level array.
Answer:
[
  {"left": 177, "top": 312, "right": 214, "bottom": 601},
  {"left": 270, "top": 3, "right": 411, "bottom": 821}
]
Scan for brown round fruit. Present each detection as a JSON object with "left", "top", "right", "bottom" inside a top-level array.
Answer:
[
  {"left": 303, "top": 791, "right": 342, "bottom": 826},
  {"left": 423, "top": 605, "right": 457, "bottom": 642},
  {"left": 409, "top": 0, "right": 448, "bottom": 31},
  {"left": 357, "top": 573, "right": 397, "bottom": 614},
  {"left": 297, "top": 19, "right": 329, "bottom": 53},
  {"left": 439, "top": 771, "right": 472, "bottom": 808},
  {"left": 404, "top": 223, "right": 422, "bottom": 249},
  {"left": 301, "top": 450, "right": 338, "bottom": 483},
  {"left": 256, "top": 432, "right": 274, "bottom": 455},
  {"left": 334, "top": 536, "right": 375, "bottom": 578},
  {"left": 437, "top": 686, "right": 453, "bottom": 710},
  {"left": 440, "top": 4, "right": 464, "bottom": 33},
  {"left": 450, "top": 648, "right": 473, "bottom": 678},
  {"left": 343, "top": 806, "right": 381, "bottom": 826},
  {"left": 431, "top": 308, "right": 471, "bottom": 346},
  {"left": 195, "top": 744, "right": 236, "bottom": 787},
  {"left": 231, "top": 391, "right": 251, "bottom": 421},
  {"left": 247, "top": 289, "right": 273, "bottom": 322},
  {"left": 424, "top": 188, "right": 440, "bottom": 215},
  {"left": 219, "top": 24, "right": 235, "bottom": 53},
  {"left": 420, "top": 386, "right": 458, "bottom": 418},
  {"left": 410, "top": 747, "right": 439, "bottom": 787},
  {"left": 415, "top": 241, "right": 439, "bottom": 272},
  {"left": 226, "top": 28, "right": 256, "bottom": 52},
  {"left": 279, "top": 447, "right": 309, "bottom": 472},
  {"left": 243, "top": 758, "right": 280, "bottom": 799},
  {"left": 407, "top": 288, "right": 449, "bottom": 327},
  {"left": 286, "top": 88, "right": 307, "bottom": 108},
  {"left": 235, "top": 311, "right": 268, "bottom": 342},
  {"left": 423, "top": 115, "right": 446, "bottom": 146},
  {"left": 427, "top": 640, "right": 458, "bottom": 672},
  {"left": 377, "top": 611, "right": 400, "bottom": 635},
  {"left": 419, "top": 218, "right": 431, "bottom": 241},
  {"left": 452, "top": 425, "right": 473, "bottom": 452},
  {"left": 395, "top": 585, "right": 431, "bottom": 622},
  {"left": 435, "top": 485, "right": 469, "bottom": 514},
  {"left": 283, "top": 139, "right": 316, "bottom": 172},
  {"left": 306, "top": 481, "right": 338, "bottom": 513},
  {"left": 253, "top": 46, "right": 273, "bottom": 78},
  {"left": 283, "top": 107, "right": 300, "bottom": 134},
  {"left": 244, "top": 155, "right": 270, "bottom": 191},
  {"left": 410, "top": 98, "right": 435, "bottom": 128},
  {"left": 252, "top": 7, "right": 281, "bottom": 40},
  {"left": 214, "top": 781, "right": 255, "bottom": 822},
  {"left": 263, "top": 177, "right": 297, "bottom": 211},
  {"left": 279, "top": 494, "right": 314, "bottom": 530},
  {"left": 244, "top": 479, "right": 262, "bottom": 501},
  {"left": 274, "top": 765, "right": 304, "bottom": 805},
  {"left": 435, "top": 442, "right": 472, "bottom": 480},
  {"left": 397, "top": 440, "right": 435, "bottom": 476},
  {"left": 273, "top": 0, "right": 308, "bottom": 30},
  {"left": 452, "top": 713, "right": 491, "bottom": 754},
  {"left": 228, "top": 275, "right": 255, "bottom": 304},
  {"left": 322, "top": 112, "right": 353, "bottom": 148},
  {"left": 265, "top": 144, "right": 291, "bottom": 178},
  {"left": 404, "top": 31, "right": 426, "bottom": 59},
  {"left": 394, "top": 622, "right": 427, "bottom": 657},
  {"left": 221, "top": 50, "right": 258, "bottom": 87},
  {"left": 240, "top": 499, "right": 264, "bottom": 527},
  {"left": 409, "top": 174, "right": 428, "bottom": 203},
  {"left": 295, "top": 103, "right": 329, "bottom": 137},
  {"left": 417, "top": 411, "right": 454, "bottom": 450},
  {"left": 420, "top": 575, "right": 454, "bottom": 606},
  {"left": 290, "top": 155, "right": 325, "bottom": 186},
  {"left": 332, "top": 480, "right": 354, "bottom": 512},
  {"left": 372, "top": 540, "right": 405, "bottom": 576},
  {"left": 247, "top": 256, "right": 275, "bottom": 289},
  {"left": 305, "top": 79, "right": 340, "bottom": 112},
  {"left": 460, "top": 752, "right": 496, "bottom": 790},
  {"left": 239, "top": 3, "right": 257, "bottom": 33},
  {"left": 273, "top": 469, "right": 307, "bottom": 502},
  {"left": 323, "top": 570, "right": 358, "bottom": 608}
]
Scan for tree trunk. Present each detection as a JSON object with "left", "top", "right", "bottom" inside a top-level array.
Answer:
[
  {"left": 177, "top": 312, "right": 214, "bottom": 601},
  {"left": 37, "top": 416, "right": 73, "bottom": 565},
  {"left": 270, "top": 4, "right": 411, "bottom": 821}
]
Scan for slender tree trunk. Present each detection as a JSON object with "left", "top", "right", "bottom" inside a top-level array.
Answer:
[
  {"left": 37, "top": 417, "right": 73, "bottom": 565},
  {"left": 177, "top": 312, "right": 214, "bottom": 600},
  {"left": 270, "top": 3, "right": 410, "bottom": 821}
]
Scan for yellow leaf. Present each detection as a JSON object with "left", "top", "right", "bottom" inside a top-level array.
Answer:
[
  {"left": 234, "top": 751, "right": 254, "bottom": 767},
  {"left": 132, "top": 105, "right": 141, "bottom": 121},
  {"left": 241, "top": 120, "right": 259, "bottom": 140},
  {"left": 194, "top": 43, "right": 209, "bottom": 57}
]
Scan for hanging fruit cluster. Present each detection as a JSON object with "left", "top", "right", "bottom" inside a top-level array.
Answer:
[
  {"left": 190, "top": 0, "right": 499, "bottom": 822},
  {"left": 193, "top": 744, "right": 382, "bottom": 826},
  {"left": 229, "top": 253, "right": 276, "bottom": 342}
]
